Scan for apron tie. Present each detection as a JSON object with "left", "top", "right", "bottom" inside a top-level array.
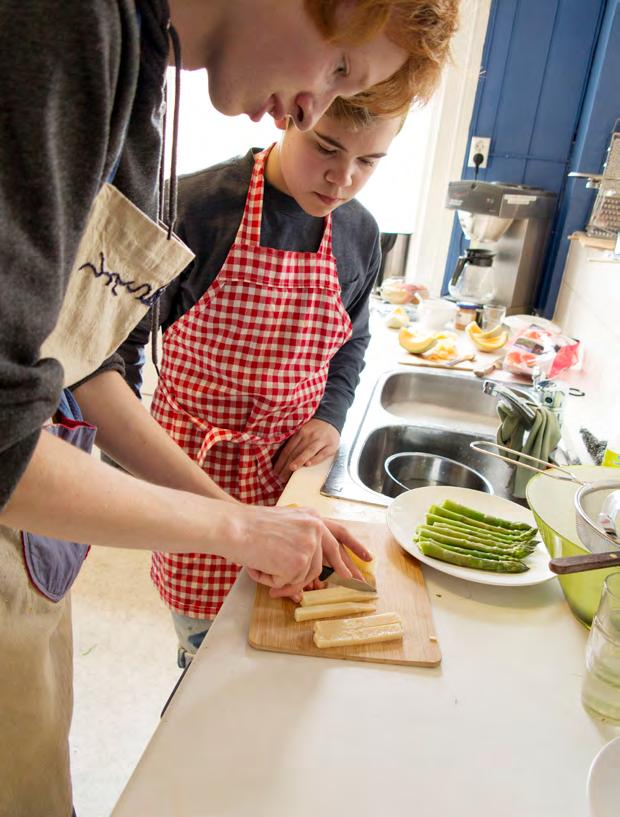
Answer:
[{"left": 151, "top": 21, "right": 183, "bottom": 375}]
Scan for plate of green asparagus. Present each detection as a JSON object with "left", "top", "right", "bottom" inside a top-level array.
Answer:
[{"left": 387, "top": 486, "right": 555, "bottom": 586}]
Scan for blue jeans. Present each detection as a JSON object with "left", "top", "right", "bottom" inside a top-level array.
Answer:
[{"left": 171, "top": 611, "right": 212, "bottom": 666}]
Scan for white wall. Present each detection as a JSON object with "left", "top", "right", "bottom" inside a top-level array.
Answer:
[
  {"left": 405, "top": 0, "right": 493, "bottom": 294},
  {"left": 553, "top": 241, "right": 620, "bottom": 443},
  {"left": 167, "top": 70, "right": 440, "bottom": 235}
]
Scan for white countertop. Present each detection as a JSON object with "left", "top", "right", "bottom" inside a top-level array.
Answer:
[{"left": 112, "top": 311, "right": 619, "bottom": 817}]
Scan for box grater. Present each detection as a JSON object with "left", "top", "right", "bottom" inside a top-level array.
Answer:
[{"left": 586, "top": 129, "right": 620, "bottom": 240}]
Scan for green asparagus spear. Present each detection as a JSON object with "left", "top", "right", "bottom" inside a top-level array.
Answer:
[
  {"left": 441, "top": 499, "right": 534, "bottom": 532},
  {"left": 416, "top": 536, "right": 525, "bottom": 563},
  {"left": 424, "top": 521, "right": 538, "bottom": 550},
  {"left": 418, "top": 540, "right": 529, "bottom": 573},
  {"left": 426, "top": 510, "right": 534, "bottom": 543},
  {"left": 427, "top": 506, "right": 534, "bottom": 540},
  {"left": 425, "top": 516, "right": 535, "bottom": 546},
  {"left": 416, "top": 525, "right": 535, "bottom": 559}
]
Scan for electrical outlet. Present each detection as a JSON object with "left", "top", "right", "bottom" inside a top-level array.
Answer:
[{"left": 467, "top": 136, "right": 491, "bottom": 169}]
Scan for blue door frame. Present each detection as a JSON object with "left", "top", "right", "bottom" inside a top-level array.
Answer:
[{"left": 539, "top": 1, "right": 620, "bottom": 315}]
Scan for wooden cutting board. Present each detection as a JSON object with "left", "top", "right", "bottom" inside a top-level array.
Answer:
[{"left": 248, "top": 519, "right": 441, "bottom": 667}]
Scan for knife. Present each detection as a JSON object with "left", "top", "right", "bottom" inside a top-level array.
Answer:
[
  {"left": 444, "top": 352, "right": 476, "bottom": 368},
  {"left": 318, "top": 565, "right": 377, "bottom": 592},
  {"left": 474, "top": 352, "right": 506, "bottom": 378}
]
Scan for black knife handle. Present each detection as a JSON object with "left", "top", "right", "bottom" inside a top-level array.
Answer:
[{"left": 318, "top": 565, "right": 335, "bottom": 581}]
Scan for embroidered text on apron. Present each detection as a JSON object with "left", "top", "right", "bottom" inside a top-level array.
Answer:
[
  {"left": 150, "top": 147, "right": 352, "bottom": 619},
  {"left": 0, "top": 183, "right": 193, "bottom": 817}
]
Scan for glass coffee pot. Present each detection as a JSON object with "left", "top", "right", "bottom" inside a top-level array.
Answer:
[{"left": 448, "top": 247, "right": 496, "bottom": 304}]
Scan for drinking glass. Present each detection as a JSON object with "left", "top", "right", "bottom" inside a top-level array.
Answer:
[
  {"left": 481, "top": 303, "right": 506, "bottom": 332},
  {"left": 582, "top": 573, "right": 620, "bottom": 723}
]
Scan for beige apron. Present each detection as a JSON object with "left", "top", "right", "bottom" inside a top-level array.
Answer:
[{"left": 0, "top": 183, "right": 193, "bottom": 817}]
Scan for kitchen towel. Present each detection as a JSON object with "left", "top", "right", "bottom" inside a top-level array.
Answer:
[{"left": 497, "top": 403, "right": 561, "bottom": 498}]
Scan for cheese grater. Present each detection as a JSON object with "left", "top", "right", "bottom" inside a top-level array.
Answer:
[
  {"left": 586, "top": 128, "right": 620, "bottom": 239},
  {"left": 588, "top": 179, "right": 620, "bottom": 238}
]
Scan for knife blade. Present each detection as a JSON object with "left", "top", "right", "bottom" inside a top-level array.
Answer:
[
  {"left": 444, "top": 352, "right": 476, "bottom": 368},
  {"left": 318, "top": 565, "right": 377, "bottom": 592}
]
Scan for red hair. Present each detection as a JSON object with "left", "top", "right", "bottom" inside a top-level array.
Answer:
[{"left": 304, "top": 0, "right": 459, "bottom": 115}]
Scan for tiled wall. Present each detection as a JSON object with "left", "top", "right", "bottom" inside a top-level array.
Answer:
[{"left": 553, "top": 241, "right": 620, "bottom": 443}]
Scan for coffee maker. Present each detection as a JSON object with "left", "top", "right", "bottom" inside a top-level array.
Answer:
[{"left": 446, "top": 181, "right": 556, "bottom": 314}]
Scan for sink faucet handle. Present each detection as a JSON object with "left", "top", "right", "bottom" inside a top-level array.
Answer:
[{"left": 482, "top": 380, "right": 537, "bottom": 425}]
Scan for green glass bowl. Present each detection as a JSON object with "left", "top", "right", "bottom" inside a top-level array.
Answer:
[{"left": 526, "top": 465, "right": 620, "bottom": 627}]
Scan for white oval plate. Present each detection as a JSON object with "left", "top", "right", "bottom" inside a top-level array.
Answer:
[
  {"left": 587, "top": 736, "right": 620, "bottom": 817},
  {"left": 387, "top": 485, "right": 556, "bottom": 587}
]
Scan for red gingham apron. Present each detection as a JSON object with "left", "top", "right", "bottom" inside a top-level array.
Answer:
[{"left": 150, "top": 147, "right": 352, "bottom": 618}]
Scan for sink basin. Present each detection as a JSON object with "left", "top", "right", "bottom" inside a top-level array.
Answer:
[
  {"left": 384, "top": 451, "right": 492, "bottom": 495},
  {"left": 322, "top": 368, "right": 530, "bottom": 507},
  {"left": 380, "top": 370, "right": 506, "bottom": 430},
  {"left": 358, "top": 426, "right": 507, "bottom": 498}
]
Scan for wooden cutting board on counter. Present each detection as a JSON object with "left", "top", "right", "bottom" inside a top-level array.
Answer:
[{"left": 248, "top": 519, "right": 441, "bottom": 667}]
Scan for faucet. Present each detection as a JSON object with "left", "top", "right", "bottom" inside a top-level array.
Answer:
[
  {"left": 482, "top": 380, "right": 537, "bottom": 425},
  {"left": 531, "top": 372, "right": 569, "bottom": 428}
]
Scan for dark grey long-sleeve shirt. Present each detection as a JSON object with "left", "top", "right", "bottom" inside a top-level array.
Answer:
[
  {"left": 120, "top": 149, "right": 380, "bottom": 433},
  {"left": 0, "top": 0, "right": 170, "bottom": 508}
]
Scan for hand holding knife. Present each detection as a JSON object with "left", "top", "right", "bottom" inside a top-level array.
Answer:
[{"left": 318, "top": 564, "right": 376, "bottom": 592}]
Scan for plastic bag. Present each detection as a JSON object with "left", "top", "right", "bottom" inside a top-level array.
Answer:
[{"left": 503, "top": 323, "right": 579, "bottom": 378}]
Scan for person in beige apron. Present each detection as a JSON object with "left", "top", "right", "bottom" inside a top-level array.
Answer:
[{"left": 0, "top": 182, "right": 193, "bottom": 817}]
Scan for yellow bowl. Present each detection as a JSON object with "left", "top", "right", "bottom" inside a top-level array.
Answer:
[{"left": 526, "top": 465, "right": 620, "bottom": 627}]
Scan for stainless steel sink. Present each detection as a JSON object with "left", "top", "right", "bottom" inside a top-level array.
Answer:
[
  {"left": 357, "top": 425, "right": 509, "bottom": 498},
  {"left": 322, "top": 368, "right": 531, "bottom": 507},
  {"left": 380, "top": 370, "right": 503, "bottom": 426}
]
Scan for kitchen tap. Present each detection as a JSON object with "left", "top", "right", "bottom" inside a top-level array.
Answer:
[{"left": 482, "top": 380, "right": 537, "bottom": 425}]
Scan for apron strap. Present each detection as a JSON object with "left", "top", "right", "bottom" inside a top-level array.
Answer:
[
  {"left": 234, "top": 148, "right": 271, "bottom": 247},
  {"left": 316, "top": 211, "right": 334, "bottom": 258},
  {"left": 234, "top": 145, "right": 333, "bottom": 256}
]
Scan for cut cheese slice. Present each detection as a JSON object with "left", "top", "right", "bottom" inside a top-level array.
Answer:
[
  {"left": 313, "top": 612, "right": 401, "bottom": 635},
  {"left": 300, "top": 586, "right": 378, "bottom": 607},
  {"left": 343, "top": 545, "right": 376, "bottom": 582},
  {"left": 294, "top": 601, "right": 377, "bottom": 623},
  {"left": 313, "top": 612, "right": 404, "bottom": 649},
  {"left": 313, "top": 622, "right": 403, "bottom": 649}
]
